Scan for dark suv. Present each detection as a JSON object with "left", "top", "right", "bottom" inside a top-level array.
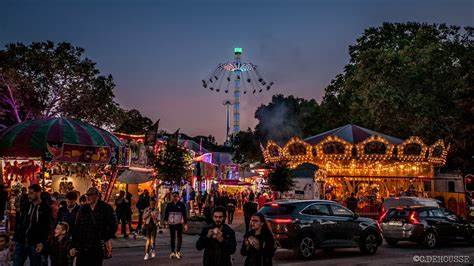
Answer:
[
  {"left": 380, "top": 206, "right": 474, "bottom": 248},
  {"left": 259, "top": 200, "right": 383, "bottom": 258}
]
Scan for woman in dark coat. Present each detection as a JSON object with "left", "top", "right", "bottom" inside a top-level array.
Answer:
[{"left": 241, "top": 213, "right": 276, "bottom": 266}]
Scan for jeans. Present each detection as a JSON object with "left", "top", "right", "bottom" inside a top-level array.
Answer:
[
  {"left": 227, "top": 209, "right": 235, "bottom": 224},
  {"left": 145, "top": 223, "right": 157, "bottom": 253},
  {"left": 13, "top": 242, "right": 47, "bottom": 266},
  {"left": 137, "top": 209, "right": 144, "bottom": 232},
  {"left": 119, "top": 217, "right": 129, "bottom": 237},
  {"left": 245, "top": 216, "right": 251, "bottom": 232},
  {"left": 169, "top": 224, "right": 183, "bottom": 252}
]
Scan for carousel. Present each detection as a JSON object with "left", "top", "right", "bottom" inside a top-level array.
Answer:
[{"left": 262, "top": 124, "right": 449, "bottom": 215}]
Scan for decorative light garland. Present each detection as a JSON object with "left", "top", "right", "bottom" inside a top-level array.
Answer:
[
  {"left": 262, "top": 134, "right": 448, "bottom": 178},
  {"left": 356, "top": 135, "right": 394, "bottom": 161},
  {"left": 397, "top": 136, "right": 428, "bottom": 162}
]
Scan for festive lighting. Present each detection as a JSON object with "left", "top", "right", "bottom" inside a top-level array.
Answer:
[{"left": 262, "top": 133, "right": 447, "bottom": 180}]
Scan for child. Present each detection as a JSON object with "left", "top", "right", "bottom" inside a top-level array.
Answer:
[
  {"left": 48, "top": 221, "right": 72, "bottom": 266},
  {"left": 143, "top": 197, "right": 160, "bottom": 260},
  {"left": 0, "top": 233, "right": 10, "bottom": 266}
]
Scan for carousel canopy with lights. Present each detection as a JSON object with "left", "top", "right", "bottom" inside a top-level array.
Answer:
[
  {"left": 263, "top": 124, "right": 448, "bottom": 178},
  {"left": 0, "top": 118, "right": 124, "bottom": 164}
]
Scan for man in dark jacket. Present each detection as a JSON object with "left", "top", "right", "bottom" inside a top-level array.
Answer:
[
  {"left": 243, "top": 194, "right": 258, "bottom": 232},
  {"left": 71, "top": 187, "right": 116, "bottom": 266},
  {"left": 115, "top": 190, "right": 132, "bottom": 238},
  {"left": 164, "top": 191, "right": 188, "bottom": 259},
  {"left": 196, "top": 206, "right": 237, "bottom": 266},
  {"left": 346, "top": 192, "right": 359, "bottom": 213},
  {"left": 136, "top": 189, "right": 150, "bottom": 234},
  {"left": 13, "top": 184, "right": 52, "bottom": 266},
  {"left": 57, "top": 191, "right": 80, "bottom": 234}
]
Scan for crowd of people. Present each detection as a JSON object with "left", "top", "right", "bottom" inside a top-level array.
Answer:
[
  {"left": 3, "top": 184, "right": 276, "bottom": 266},
  {"left": 11, "top": 185, "right": 115, "bottom": 266}
]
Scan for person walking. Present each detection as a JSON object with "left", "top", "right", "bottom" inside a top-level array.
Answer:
[
  {"left": 126, "top": 191, "right": 134, "bottom": 235},
  {"left": 196, "top": 206, "right": 237, "bottom": 266},
  {"left": 241, "top": 213, "right": 276, "bottom": 266},
  {"left": 12, "top": 184, "right": 52, "bottom": 266},
  {"left": 203, "top": 192, "right": 215, "bottom": 224},
  {"left": 243, "top": 194, "right": 258, "bottom": 232},
  {"left": 226, "top": 194, "right": 237, "bottom": 224},
  {"left": 115, "top": 191, "right": 131, "bottom": 238},
  {"left": 164, "top": 191, "right": 188, "bottom": 259},
  {"left": 189, "top": 187, "right": 196, "bottom": 215},
  {"left": 143, "top": 197, "right": 159, "bottom": 260},
  {"left": 47, "top": 222, "right": 73, "bottom": 266},
  {"left": 70, "top": 187, "right": 116, "bottom": 266},
  {"left": 196, "top": 191, "right": 203, "bottom": 215},
  {"left": 57, "top": 191, "right": 80, "bottom": 235},
  {"left": 136, "top": 189, "right": 150, "bottom": 234},
  {"left": 346, "top": 192, "right": 358, "bottom": 213}
]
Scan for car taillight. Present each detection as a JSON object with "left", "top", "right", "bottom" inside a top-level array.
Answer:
[
  {"left": 274, "top": 218, "right": 292, "bottom": 224},
  {"left": 408, "top": 211, "right": 420, "bottom": 224},
  {"left": 378, "top": 210, "right": 388, "bottom": 224},
  {"left": 269, "top": 218, "right": 292, "bottom": 234}
]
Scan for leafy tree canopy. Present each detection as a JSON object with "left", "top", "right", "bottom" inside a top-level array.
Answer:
[
  {"left": 153, "top": 132, "right": 193, "bottom": 184},
  {"left": 254, "top": 94, "right": 321, "bottom": 144},
  {"left": 0, "top": 41, "right": 123, "bottom": 129},
  {"left": 114, "top": 109, "right": 153, "bottom": 135},
  {"left": 321, "top": 22, "right": 473, "bottom": 171},
  {"left": 267, "top": 163, "right": 295, "bottom": 195},
  {"left": 231, "top": 128, "right": 263, "bottom": 165}
]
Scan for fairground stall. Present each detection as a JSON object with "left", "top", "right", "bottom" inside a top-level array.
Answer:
[
  {"left": 262, "top": 124, "right": 450, "bottom": 217},
  {"left": 0, "top": 117, "right": 125, "bottom": 231},
  {"left": 113, "top": 132, "right": 155, "bottom": 199}
]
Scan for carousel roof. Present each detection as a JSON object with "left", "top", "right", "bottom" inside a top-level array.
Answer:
[
  {"left": 304, "top": 124, "right": 403, "bottom": 145},
  {"left": 0, "top": 117, "right": 123, "bottom": 160}
]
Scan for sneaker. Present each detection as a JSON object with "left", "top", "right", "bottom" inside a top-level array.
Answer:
[
  {"left": 175, "top": 251, "right": 182, "bottom": 259},
  {"left": 144, "top": 253, "right": 150, "bottom": 260},
  {"left": 169, "top": 252, "right": 176, "bottom": 259},
  {"left": 151, "top": 250, "right": 156, "bottom": 258}
]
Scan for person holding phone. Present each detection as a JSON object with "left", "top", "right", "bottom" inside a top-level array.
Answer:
[
  {"left": 241, "top": 213, "right": 275, "bottom": 266},
  {"left": 196, "top": 206, "right": 237, "bottom": 266}
]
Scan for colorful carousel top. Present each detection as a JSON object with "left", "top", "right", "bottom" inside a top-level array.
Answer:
[
  {"left": 0, "top": 118, "right": 125, "bottom": 164},
  {"left": 262, "top": 124, "right": 448, "bottom": 178}
]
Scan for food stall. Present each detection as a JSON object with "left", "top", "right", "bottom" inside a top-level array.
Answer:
[{"left": 0, "top": 118, "right": 125, "bottom": 232}]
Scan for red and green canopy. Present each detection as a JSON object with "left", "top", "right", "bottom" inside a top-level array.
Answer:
[{"left": 0, "top": 118, "right": 124, "bottom": 164}]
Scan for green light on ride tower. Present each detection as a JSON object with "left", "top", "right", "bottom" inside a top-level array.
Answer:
[{"left": 234, "top": 47, "right": 242, "bottom": 54}]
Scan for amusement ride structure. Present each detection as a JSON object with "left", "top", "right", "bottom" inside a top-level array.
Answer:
[{"left": 203, "top": 48, "right": 274, "bottom": 142}]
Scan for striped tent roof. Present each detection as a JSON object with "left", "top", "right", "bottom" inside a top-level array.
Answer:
[
  {"left": 304, "top": 124, "right": 403, "bottom": 145},
  {"left": 0, "top": 117, "right": 123, "bottom": 159}
]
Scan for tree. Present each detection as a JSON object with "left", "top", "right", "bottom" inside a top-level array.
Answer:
[
  {"left": 0, "top": 41, "right": 123, "bottom": 128},
  {"left": 231, "top": 128, "right": 263, "bottom": 164},
  {"left": 267, "top": 163, "right": 295, "bottom": 198},
  {"left": 114, "top": 109, "right": 153, "bottom": 134},
  {"left": 254, "top": 94, "right": 321, "bottom": 144},
  {"left": 320, "top": 23, "right": 473, "bottom": 171},
  {"left": 153, "top": 131, "right": 193, "bottom": 185}
]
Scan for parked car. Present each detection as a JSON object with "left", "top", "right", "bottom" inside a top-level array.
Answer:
[
  {"left": 259, "top": 200, "right": 383, "bottom": 259},
  {"left": 380, "top": 206, "right": 474, "bottom": 248},
  {"left": 381, "top": 197, "right": 440, "bottom": 214}
]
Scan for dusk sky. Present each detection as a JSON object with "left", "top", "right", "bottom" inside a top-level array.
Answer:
[{"left": 2, "top": 0, "right": 472, "bottom": 143}]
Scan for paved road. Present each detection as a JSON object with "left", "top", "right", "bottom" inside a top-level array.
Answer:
[
  {"left": 106, "top": 238, "right": 474, "bottom": 266},
  {"left": 106, "top": 211, "right": 473, "bottom": 265}
]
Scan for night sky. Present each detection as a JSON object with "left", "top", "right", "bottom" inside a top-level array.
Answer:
[{"left": 2, "top": 0, "right": 472, "bottom": 142}]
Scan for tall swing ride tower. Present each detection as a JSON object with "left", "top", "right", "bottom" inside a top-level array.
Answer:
[{"left": 203, "top": 48, "right": 274, "bottom": 141}]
